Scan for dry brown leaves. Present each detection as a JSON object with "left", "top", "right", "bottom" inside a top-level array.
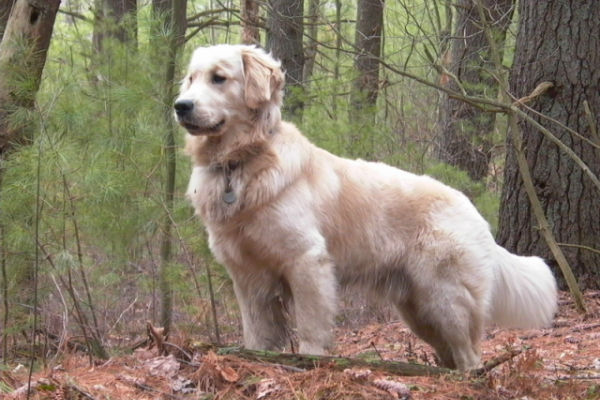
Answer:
[{"left": 4, "top": 291, "right": 600, "bottom": 399}]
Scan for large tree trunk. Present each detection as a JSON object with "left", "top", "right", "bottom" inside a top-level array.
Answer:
[
  {"left": 498, "top": 1, "right": 600, "bottom": 289},
  {"left": 266, "top": 0, "right": 304, "bottom": 121},
  {"left": 437, "top": 0, "right": 514, "bottom": 181},
  {"left": 0, "top": 0, "right": 60, "bottom": 155},
  {"left": 241, "top": 0, "right": 260, "bottom": 45}
]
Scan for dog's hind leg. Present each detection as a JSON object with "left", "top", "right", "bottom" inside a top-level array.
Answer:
[
  {"left": 397, "top": 283, "right": 483, "bottom": 370},
  {"left": 231, "top": 269, "right": 291, "bottom": 351}
]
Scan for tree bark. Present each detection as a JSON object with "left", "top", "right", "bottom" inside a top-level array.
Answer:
[
  {"left": 0, "top": 0, "right": 61, "bottom": 155},
  {"left": 437, "top": 0, "right": 514, "bottom": 181},
  {"left": 498, "top": 0, "right": 600, "bottom": 289},
  {"left": 266, "top": 0, "right": 304, "bottom": 121},
  {"left": 0, "top": 0, "right": 14, "bottom": 40},
  {"left": 241, "top": 0, "right": 259, "bottom": 45},
  {"left": 93, "top": 0, "right": 137, "bottom": 53},
  {"left": 303, "top": 0, "right": 319, "bottom": 83},
  {"left": 348, "top": 0, "right": 383, "bottom": 156},
  {"left": 352, "top": 0, "right": 384, "bottom": 112}
]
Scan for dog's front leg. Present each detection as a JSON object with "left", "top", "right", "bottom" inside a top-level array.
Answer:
[
  {"left": 284, "top": 249, "right": 338, "bottom": 355},
  {"left": 230, "top": 268, "right": 290, "bottom": 351}
]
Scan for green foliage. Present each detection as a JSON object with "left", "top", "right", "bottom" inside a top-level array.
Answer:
[{"left": 425, "top": 163, "right": 500, "bottom": 232}]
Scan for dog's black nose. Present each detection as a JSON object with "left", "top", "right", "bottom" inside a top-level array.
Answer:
[{"left": 174, "top": 99, "right": 194, "bottom": 116}]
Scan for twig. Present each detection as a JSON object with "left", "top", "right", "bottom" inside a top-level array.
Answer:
[
  {"left": 370, "top": 341, "right": 384, "bottom": 360},
  {"left": 49, "top": 273, "right": 69, "bottom": 361},
  {"left": 570, "top": 322, "right": 600, "bottom": 333},
  {"left": 514, "top": 81, "right": 555, "bottom": 105},
  {"left": 109, "top": 296, "right": 138, "bottom": 333},
  {"left": 270, "top": 362, "right": 306, "bottom": 373},
  {"left": 163, "top": 341, "right": 193, "bottom": 361},
  {"left": 146, "top": 321, "right": 167, "bottom": 355},
  {"left": 509, "top": 111, "right": 587, "bottom": 313},
  {"left": 557, "top": 242, "right": 600, "bottom": 256},
  {"left": 583, "top": 100, "right": 600, "bottom": 145},
  {"left": 135, "top": 382, "right": 183, "bottom": 399},
  {"left": 27, "top": 108, "right": 44, "bottom": 400},
  {"left": 58, "top": 9, "right": 89, "bottom": 22},
  {"left": 556, "top": 375, "right": 600, "bottom": 381},
  {"left": 63, "top": 174, "right": 106, "bottom": 358},
  {"left": 471, "top": 348, "right": 522, "bottom": 377},
  {"left": 68, "top": 383, "right": 97, "bottom": 399}
]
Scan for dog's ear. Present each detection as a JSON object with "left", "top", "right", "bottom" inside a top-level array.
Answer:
[{"left": 241, "top": 48, "right": 284, "bottom": 110}]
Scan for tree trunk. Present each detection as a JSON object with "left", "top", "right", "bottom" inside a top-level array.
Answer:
[
  {"left": 150, "top": 0, "right": 170, "bottom": 65},
  {"left": 154, "top": 0, "right": 187, "bottom": 336},
  {"left": 437, "top": 0, "right": 514, "bottom": 181},
  {"left": 0, "top": 0, "right": 14, "bottom": 40},
  {"left": 498, "top": 0, "right": 600, "bottom": 289},
  {"left": 303, "top": 0, "right": 319, "bottom": 83},
  {"left": 0, "top": 0, "right": 61, "bottom": 155},
  {"left": 349, "top": 0, "right": 383, "bottom": 157},
  {"left": 107, "top": 0, "right": 137, "bottom": 45},
  {"left": 352, "top": 0, "right": 384, "bottom": 112},
  {"left": 266, "top": 0, "right": 304, "bottom": 121},
  {"left": 93, "top": 0, "right": 137, "bottom": 53},
  {"left": 241, "top": 0, "right": 259, "bottom": 45}
]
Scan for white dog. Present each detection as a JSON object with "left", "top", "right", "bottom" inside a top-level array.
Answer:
[{"left": 174, "top": 44, "right": 557, "bottom": 370}]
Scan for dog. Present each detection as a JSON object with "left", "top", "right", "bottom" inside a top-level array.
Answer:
[{"left": 174, "top": 44, "right": 557, "bottom": 370}]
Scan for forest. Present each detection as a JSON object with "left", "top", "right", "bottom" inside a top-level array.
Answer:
[{"left": 0, "top": 0, "right": 599, "bottom": 398}]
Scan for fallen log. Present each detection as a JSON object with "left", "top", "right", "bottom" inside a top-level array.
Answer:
[{"left": 215, "top": 346, "right": 453, "bottom": 376}]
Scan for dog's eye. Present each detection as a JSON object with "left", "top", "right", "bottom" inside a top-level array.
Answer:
[
  {"left": 188, "top": 75, "right": 193, "bottom": 84},
  {"left": 212, "top": 73, "right": 226, "bottom": 84}
]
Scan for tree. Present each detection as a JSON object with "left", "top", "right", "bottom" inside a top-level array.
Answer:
[
  {"left": 0, "top": 0, "right": 60, "bottom": 155},
  {"left": 0, "top": 0, "right": 13, "bottom": 40},
  {"left": 93, "top": 0, "right": 137, "bottom": 53},
  {"left": 498, "top": 1, "right": 600, "bottom": 289},
  {"left": 437, "top": 0, "right": 514, "bottom": 181},
  {"left": 241, "top": 0, "right": 260, "bottom": 45},
  {"left": 349, "top": 0, "right": 383, "bottom": 156},
  {"left": 266, "top": 0, "right": 304, "bottom": 120},
  {"left": 152, "top": 0, "right": 187, "bottom": 336},
  {"left": 352, "top": 0, "right": 383, "bottom": 111},
  {"left": 303, "top": 0, "right": 319, "bottom": 83}
]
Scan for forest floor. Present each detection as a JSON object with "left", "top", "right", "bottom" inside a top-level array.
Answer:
[{"left": 4, "top": 290, "right": 600, "bottom": 400}]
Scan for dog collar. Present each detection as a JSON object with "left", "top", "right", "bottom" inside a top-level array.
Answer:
[{"left": 210, "top": 160, "right": 240, "bottom": 204}]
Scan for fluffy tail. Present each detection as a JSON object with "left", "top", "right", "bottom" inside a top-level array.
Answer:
[{"left": 489, "top": 246, "right": 558, "bottom": 329}]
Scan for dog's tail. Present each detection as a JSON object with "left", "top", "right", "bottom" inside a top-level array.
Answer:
[{"left": 489, "top": 246, "right": 558, "bottom": 329}]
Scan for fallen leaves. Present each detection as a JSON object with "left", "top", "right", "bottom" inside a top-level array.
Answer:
[{"left": 4, "top": 291, "right": 600, "bottom": 399}]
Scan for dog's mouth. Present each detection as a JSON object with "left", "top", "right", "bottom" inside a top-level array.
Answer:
[{"left": 181, "top": 119, "right": 225, "bottom": 135}]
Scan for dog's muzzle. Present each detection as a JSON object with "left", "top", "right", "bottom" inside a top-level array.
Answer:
[{"left": 174, "top": 100, "right": 225, "bottom": 135}]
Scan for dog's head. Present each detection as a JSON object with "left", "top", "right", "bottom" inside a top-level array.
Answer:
[{"left": 174, "top": 45, "right": 285, "bottom": 137}]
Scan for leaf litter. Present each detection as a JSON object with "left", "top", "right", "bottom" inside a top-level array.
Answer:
[{"left": 4, "top": 290, "right": 600, "bottom": 399}]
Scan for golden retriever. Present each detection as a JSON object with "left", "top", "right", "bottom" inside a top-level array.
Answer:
[{"left": 174, "top": 44, "right": 557, "bottom": 370}]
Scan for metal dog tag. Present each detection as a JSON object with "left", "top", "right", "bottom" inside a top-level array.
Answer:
[{"left": 223, "top": 189, "right": 236, "bottom": 204}]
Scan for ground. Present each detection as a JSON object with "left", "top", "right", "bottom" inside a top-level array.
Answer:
[{"left": 4, "top": 291, "right": 600, "bottom": 399}]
